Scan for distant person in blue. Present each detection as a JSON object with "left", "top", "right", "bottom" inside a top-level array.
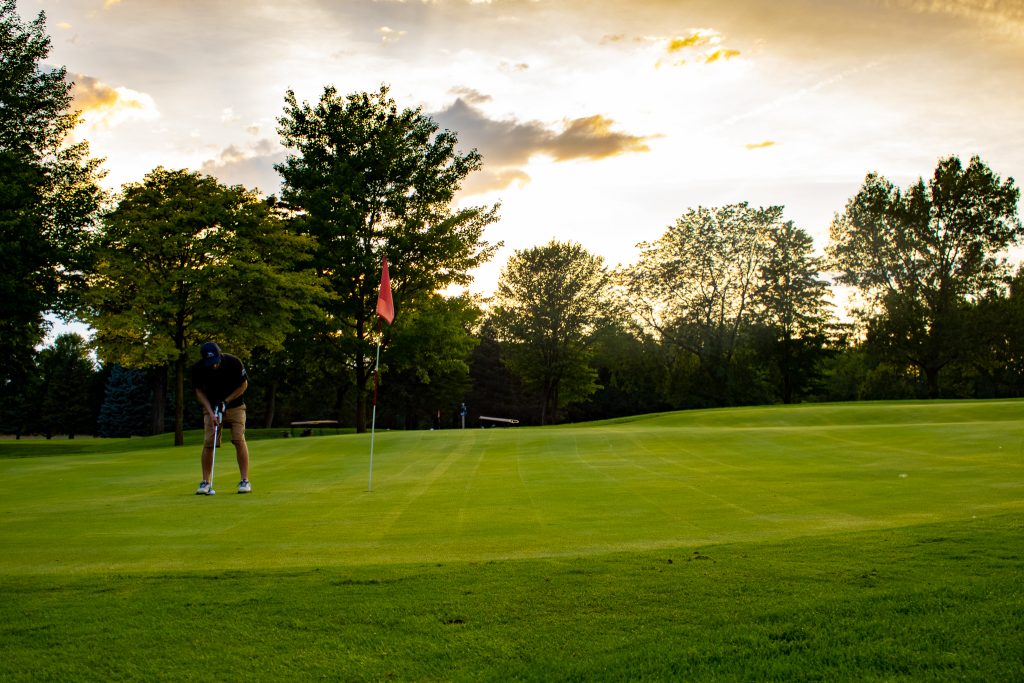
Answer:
[{"left": 191, "top": 342, "right": 251, "bottom": 495}]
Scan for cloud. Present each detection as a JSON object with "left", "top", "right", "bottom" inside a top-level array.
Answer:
[
  {"left": 431, "top": 96, "right": 654, "bottom": 194},
  {"left": 499, "top": 61, "right": 530, "bottom": 72},
  {"left": 656, "top": 29, "right": 741, "bottom": 67},
  {"left": 548, "top": 115, "right": 652, "bottom": 161},
  {"left": 667, "top": 32, "right": 714, "bottom": 52},
  {"left": 434, "top": 97, "right": 653, "bottom": 163},
  {"left": 70, "top": 74, "right": 158, "bottom": 128},
  {"left": 379, "top": 26, "right": 407, "bottom": 43},
  {"left": 459, "top": 168, "right": 531, "bottom": 195},
  {"left": 602, "top": 28, "right": 743, "bottom": 67},
  {"left": 705, "top": 48, "right": 740, "bottom": 63},
  {"left": 199, "top": 140, "right": 286, "bottom": 196},
  {"left": 600, "top": 33, "right": 638, "bottom": 45},
  {"left": 745, "top": 140, "right": 777, "bottom": 150},
  {"left": 449, "top": 87, "right": 492, "bottom": 105},
  {"left": 886, "top": 0, "right": 1024, "bottom": 38}
]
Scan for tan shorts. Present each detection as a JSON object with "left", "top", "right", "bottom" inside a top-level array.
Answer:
[{"left": 204, "top": 404, "right": 246, "bottom": 447}]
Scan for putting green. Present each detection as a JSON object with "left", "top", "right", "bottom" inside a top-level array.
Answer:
[{"left": 1, "top": 400, "right": 1022, "bottom": 575}]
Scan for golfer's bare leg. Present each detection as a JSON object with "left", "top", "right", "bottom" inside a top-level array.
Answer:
[
  {"left": 235, "top": 441, "right": 249, "bottom": 481},
  {"left": 201, "top": 447, "right": 214, "bottom": 482}
]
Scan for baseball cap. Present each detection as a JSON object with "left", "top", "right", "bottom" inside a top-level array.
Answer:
[{"left": 200, "top": 342, "right": 222, "bottom": 367}]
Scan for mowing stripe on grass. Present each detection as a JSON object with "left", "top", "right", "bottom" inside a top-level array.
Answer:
[
  {"left": 1, "top": 401, "right": 1023, "bottom": 680},
  {"left": 2, "top": 400, "right": 1021, "bottom": 574}
]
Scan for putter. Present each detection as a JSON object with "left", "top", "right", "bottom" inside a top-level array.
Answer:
[{"left": 208, "top": 405, "right": 222, "bottom": 495}]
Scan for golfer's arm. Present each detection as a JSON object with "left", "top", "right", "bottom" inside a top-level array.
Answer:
[
  {"left": 195, "top": 389, "right": 215, "bottom": 417},
  {"left": 224, "top": 379, "right": 248, "bottom": 406}
]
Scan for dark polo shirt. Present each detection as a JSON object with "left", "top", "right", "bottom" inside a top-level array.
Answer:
[{"left": 191, "top": 353, "right": 247, "bottom": 407}]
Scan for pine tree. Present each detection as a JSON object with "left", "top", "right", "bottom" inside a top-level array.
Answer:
[{"left": 96, "top": 365, "right": 151, "bottom": 438}]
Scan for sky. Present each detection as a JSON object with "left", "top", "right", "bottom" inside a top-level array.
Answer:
[{"left": 27, "top": 0, "right": 1024, "bottom": 305}]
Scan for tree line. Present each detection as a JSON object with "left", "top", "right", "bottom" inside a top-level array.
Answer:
[{"left": 2, "top": 3, "right": 1022, "bottom": 439}]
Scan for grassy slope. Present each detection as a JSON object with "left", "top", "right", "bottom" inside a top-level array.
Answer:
[{"left": 1, "top": 400, "right": 1022, "bottom": 680}]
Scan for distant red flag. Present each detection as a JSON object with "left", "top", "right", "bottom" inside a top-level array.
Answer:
[{"left": 376, "top": 256, "right": 395, "bottom": 324}]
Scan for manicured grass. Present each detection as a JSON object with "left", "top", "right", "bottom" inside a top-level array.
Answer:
[
  {"left": 1, "top": 400, "right": 1022, "bottom": 680},
  {"left": 2, "top": 516, "right": 1020, "bottom": 681}
]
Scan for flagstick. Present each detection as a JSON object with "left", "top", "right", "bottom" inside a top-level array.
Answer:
[
  {"left": 368, "top": 323, "right": 383, "bottom": 492},
  {"left": 369, "top": 255, "right": 393, "bottom": 493}
]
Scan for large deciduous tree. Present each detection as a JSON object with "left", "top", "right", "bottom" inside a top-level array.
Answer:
[
  {"left": 488, "top": 240, "right": 612, "bottom": 424},
  {"left": 0, "top": 0, "right": 104, "bottom": 390},
  {"left": 827, "top": 155, "right": 1021, "bottom": 397},
  {"left": 84, "top": 168, "right": 324, "bottom": 445},
  {"left": 382, "top": 293, "right": 482, "bottom": 429},
  {"left": 276, "top": 84, "right": 498, "bottom": 432},
  {"left": 968, "top": 265, "right": 1024, "bottom": 397},
  {"left": 755, "top": 221, "right": 834, "bottom": 403},
  {"left": 625, "top": 203, "right": 781, "bottom": 405}
]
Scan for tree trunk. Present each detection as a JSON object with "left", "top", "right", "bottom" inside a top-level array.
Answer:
[
  {"left": 174, "top": 355, "right": 185, "bottom": 446},
  {"left": 925, "top": 365, "right": 941, "bottom": 399},
  {"left": 542, "top": 379, "right": 559, "bottom": 425},
  {"left": 355, "top": 355, "right": 368, "bottom": 434},
  {"left": 781, "top": 335, "right": 794, "bottom": 405},
  {"left": 355, "top": 317, "right": 368, "bottom": 433},
  {"left": 263, "top": 379, "right": 277, "bottom": 428}
]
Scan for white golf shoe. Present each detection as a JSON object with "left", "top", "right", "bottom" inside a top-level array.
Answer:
[
  {"left": 195, "top": 481, "right": 213, "bottom": 495},
  {"left": 237, "top": 480, "right": 252, "bottom": 494}
]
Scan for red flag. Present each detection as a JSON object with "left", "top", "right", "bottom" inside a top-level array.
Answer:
[{"left": 376, "top": 256, "right": 395, "bottom": 324}]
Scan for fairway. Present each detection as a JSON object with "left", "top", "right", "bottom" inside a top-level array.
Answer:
[
  {"left": 3, "top": 399, "right": 1021, "bottom": 573},
  {"left": 2, "top": 400, "right": 1023, "bottom": 680}
]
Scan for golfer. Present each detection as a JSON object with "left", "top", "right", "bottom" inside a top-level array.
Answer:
[{"left": 192, "top": 342, "right": 251, "bottom": 495}]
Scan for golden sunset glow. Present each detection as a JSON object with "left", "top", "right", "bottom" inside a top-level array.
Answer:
[
  {"left": 70, "top": 74, "right": 158, "bottom": 129},
  {"left": 32, "top": 0, "right": 1024, "bottom": 300}
]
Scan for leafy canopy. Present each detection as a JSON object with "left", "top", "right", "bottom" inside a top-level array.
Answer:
[
  {"left": 489, "top": 240, "right": 613, "bottom": 424},
  {"left": 275, "top": 84, "right": 499, "bottom": 430},
  {"left": 628, "top": 203, "right": 782, "bottom": 362},
  {"left": 827, "top": 155, "right": 1021, "bottom": 395},
  {"left": 87, "top": 168, "right": 322, "bottom": 366},
  {"left": 0, "top": 0, "right": 103, "bottom": 386},
  {"left": 755, "top": 221, "right": 834, "bottom": 403},
  {"left": 85, "top": 167, "right": 325, "bottom": 443}
]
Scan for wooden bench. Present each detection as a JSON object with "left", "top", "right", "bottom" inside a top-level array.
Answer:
[
  {"left": 479, "top": 415, "right": 520, "bottom": 427},
  {"left": 289, "top": 420, "right": 340, "bottom": 437}
]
